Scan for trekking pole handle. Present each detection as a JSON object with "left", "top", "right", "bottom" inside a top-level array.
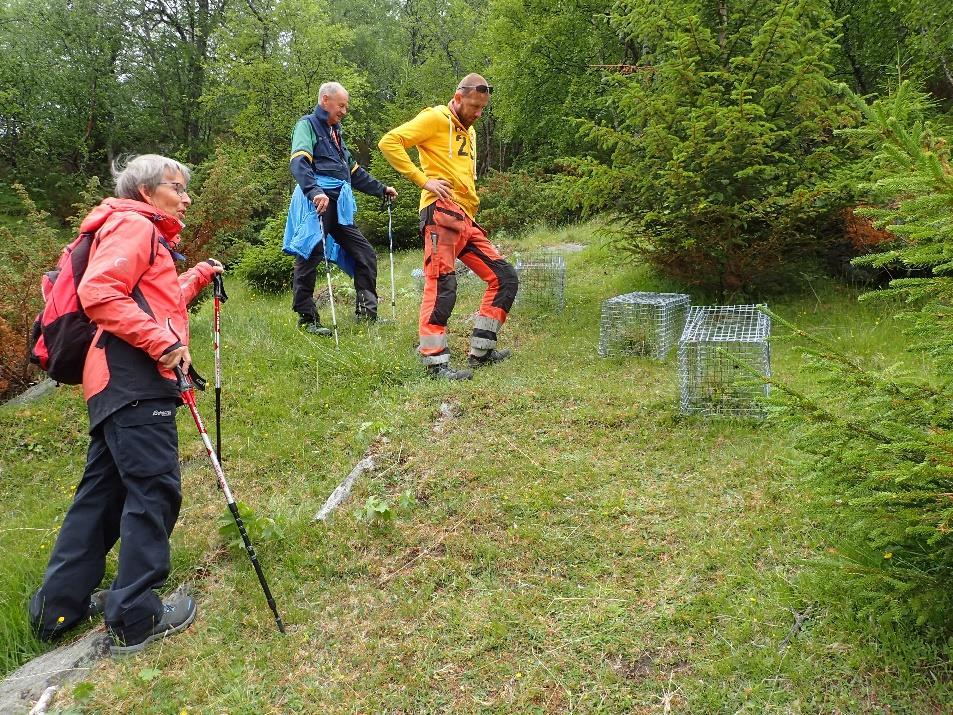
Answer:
[
  {"left": 174, "top": 365, "right": 191, "bottom": 393},
  {"left": 212, "top": 273, "right": 228, "bottom": 302}
]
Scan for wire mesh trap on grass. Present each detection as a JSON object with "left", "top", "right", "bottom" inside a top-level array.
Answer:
[
  {"left": 677, "top": 304, "right": 771, "bottom": 417},
  {"left": 514, "top": 250, "right": 566, "bottom": 312},
  {"left": 598, "top": 292, "right": 690, "bottom": 359},
  {"left": 411, "top": 260, "right": 479, "bottom": 292}
]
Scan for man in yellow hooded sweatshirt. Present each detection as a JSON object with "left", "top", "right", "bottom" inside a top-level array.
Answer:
[{"left": 379, "top": 73, "right": 518, "bottom": 381}]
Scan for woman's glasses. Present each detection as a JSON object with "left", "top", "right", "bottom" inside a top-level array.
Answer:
[{"left": 159, "top": 182, "right": 189, "bottom": 196}]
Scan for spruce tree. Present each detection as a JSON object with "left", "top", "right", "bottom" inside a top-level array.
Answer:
[
  {"left": 769, "top": 82, "right": 953, "bottom": 629},
  {"left": 572, "top": 0, "right": 857, "bottom": 294}
]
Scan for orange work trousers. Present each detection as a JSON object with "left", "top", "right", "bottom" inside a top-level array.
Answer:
[{"left": 418, "top": 199, "right": 518, "bottom": 365}]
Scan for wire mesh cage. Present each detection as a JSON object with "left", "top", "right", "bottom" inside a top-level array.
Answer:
[
  {"left": 678, "top": 305, "right": 771, "bottom": 417},
  {"left": 455, "top": 259, "right": 480, "bottom": 288},
  {"left": 411, "top": 260, "right": 479, "bottom": 293},
  {"left": 598, "top": 292, "right": 690, "bottom": 359},
  {"left": 514, "top": 250, "right": 566, "bottom": 312}
]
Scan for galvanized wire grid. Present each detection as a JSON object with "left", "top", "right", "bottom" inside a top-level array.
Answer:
[
  {"left": 598, "top": 292, "right": 690, "bottom": 359},
  {"left": 455, "top": 259, "right": 480, "bottom": 285},
  {"left": 411, "top": 260, "right": 479, "bottom": 293},
  {"left": 678, "top": 305, "right": 771, "bottom": 417},
  {"left": 515, "top": 250, "right": 566, "bottom": 312}
]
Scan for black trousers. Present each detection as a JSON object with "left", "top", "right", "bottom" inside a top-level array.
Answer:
[
  {"left": 29, "top": 398, "right": 181, "bottom": 643},
  {"left": 292, "top": 197, "right": 378, "bottom": 320}
]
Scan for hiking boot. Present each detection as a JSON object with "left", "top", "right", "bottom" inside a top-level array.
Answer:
[
  {"left": 298, "top": 316, "right": 333, "bottom": 337},
  {"left": 109, "top": 588, "right": 197, "bottom": 657},
  {"left": 467, "top": 349, "right": 512, "bottom": 368},
  {"left": 87, "top": 590, "right": 108, "bottom": 619},
  {"left": 427, "top": 364, "right": 473, "bottom": 381}
]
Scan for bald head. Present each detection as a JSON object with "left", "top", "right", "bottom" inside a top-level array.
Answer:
[
  {"left": 451, "top": 73, "right": 491, "bottom": 129},
  {"left": 456, "top": 73, "right": 490, "bottom": 95}
]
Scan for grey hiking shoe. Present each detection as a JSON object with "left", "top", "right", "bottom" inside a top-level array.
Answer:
[
  {"left": 109, "top": 588, "right": 197, "bottom": 656},
  {"left": 427, "top": 364, "right": 473, "bottom": 381},
  {"left": 467, "top": 349, "right": 512, "bottom": 368},
  {"left": 298, "top": 318, "right": 333, "bottom": 337}
]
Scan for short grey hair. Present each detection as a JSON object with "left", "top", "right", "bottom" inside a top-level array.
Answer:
[
  {"left": 318, "top": 81, "right": 348, "bottom": 102},
  {"left": 112, "top": 154, "right": 191, "bottom": 200}
]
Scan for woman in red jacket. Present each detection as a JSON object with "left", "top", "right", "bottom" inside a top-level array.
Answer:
[{"left": 30, "top": 154, "right": 223, "bottom": 655}]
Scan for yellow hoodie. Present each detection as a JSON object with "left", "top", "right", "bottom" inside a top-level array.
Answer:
[{"left": 378, "top": 104, "right": 479, "bottom": 219}]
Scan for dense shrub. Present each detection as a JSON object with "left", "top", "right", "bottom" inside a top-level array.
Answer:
[
  {"left": 181, "top": 144, "right": 270, "bottom": 268},
  {"left": 355, "top": 154, "right": 421, "bottom": 251},
  {"left": 478, "top": 166, "right": 575, "bottom": 235},
  {"left": 573, "top": 0, "right": 857, "bottom": 295},
  {"left": 237, "top": 215, "right": 295, "bottom": 294},
  {"left": 0, "top": 186, "right": 63, "bottom": 397}
]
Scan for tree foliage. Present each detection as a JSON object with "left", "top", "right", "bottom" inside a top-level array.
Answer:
[
  {"left": 770, "top": 309, "right": 953, "bottom": 629},
  {"left": 770, "top": 82, "right": 953, "bottom": 628},
  {"left": 0, "top": 186, "right": 67, "bottom": 395},
  {"left": 486, "top": 0, "right": 623, "bottom": 162},
  {"left": 570, "top": 0, "right": 858, "bottom": 295},
  {"left": 846, "top": 81, "right": 953, "bottom": 361}
]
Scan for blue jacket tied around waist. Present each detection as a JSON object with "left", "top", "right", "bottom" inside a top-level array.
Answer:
[{"left": 282, "top": 186, "right": 357, "bottom": 276}]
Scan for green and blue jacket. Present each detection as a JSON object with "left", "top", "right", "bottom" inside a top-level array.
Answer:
[{"left": 290, "top": 105, "right": 385, "bottom": 202}]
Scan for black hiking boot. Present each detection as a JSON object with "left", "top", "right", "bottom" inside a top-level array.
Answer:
[
  {"left": 298, "top": 315, "right": 333, "bottom": 337},
  {"left": 427, "top": 364, "right": 473, "bottom": 381},
  {"left": 109, "top": 587, "right": 197, "bottom": 656},
  {"left": 467, "top": 349, "right": 512, "bottom": 369}
]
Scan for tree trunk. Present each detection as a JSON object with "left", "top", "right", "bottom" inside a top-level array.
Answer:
[{"left": 718, "top": 0, "right": 727, "bottom": 51}]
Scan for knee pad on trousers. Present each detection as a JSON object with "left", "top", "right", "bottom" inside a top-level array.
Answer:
[
  {"left": 429, "top": 273, "right": 458, "bottom": 326},
  {"left": 493, "top": 261, "right": 519, "bottom": 312}
]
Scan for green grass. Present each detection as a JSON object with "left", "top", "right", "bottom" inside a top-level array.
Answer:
[{"left": 1, "top": 221, "right": 950, "bottom": 712}]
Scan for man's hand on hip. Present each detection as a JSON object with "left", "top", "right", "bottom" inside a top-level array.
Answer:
[
  {"left": 423, "top": 178, "right": 453, "bottom": 200},
  {"left": 312, "top": 193, "right": 330, "bottom": 214}
]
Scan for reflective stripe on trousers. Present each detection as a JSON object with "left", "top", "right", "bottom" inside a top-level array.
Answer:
[{"left": 417, "top": 199, "right": 518, "bottom": 364}]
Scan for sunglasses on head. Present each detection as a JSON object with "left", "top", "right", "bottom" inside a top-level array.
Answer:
[{"left": 459, "top": 84, "right": 493, "bottom": 95}]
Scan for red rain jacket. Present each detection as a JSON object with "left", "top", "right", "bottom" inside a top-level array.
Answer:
[{"left": 77, "top": 198, "right": 216, "bottom": 430}]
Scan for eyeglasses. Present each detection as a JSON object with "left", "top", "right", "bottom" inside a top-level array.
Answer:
[
  {"left": 159, "top": 182, "right": 189, "bottom": 196},
  {"left": 459, "top": 84, "right": 493, "bottom": 95}
]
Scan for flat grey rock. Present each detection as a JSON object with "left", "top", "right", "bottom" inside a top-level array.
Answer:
[
  {"left": 3, "top": 379, "right": 56, "bottom": 407},
  {"left": 549, "top": 242, "right": 586, "bottom": 253},
  {"left": 0, "top": 630, "right": 110, "bottom": 714}
]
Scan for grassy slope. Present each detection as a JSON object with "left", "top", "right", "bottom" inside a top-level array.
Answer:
[{"left": 1, "top": 222, "right": 950, "bottom": 713}]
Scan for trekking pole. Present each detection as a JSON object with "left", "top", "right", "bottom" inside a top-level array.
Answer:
[
  {"left": 386, "top": 197, "right": 396, "bottom": 321},
  {"left": 212, "top": 274, "right": 228, "bottom": 463},
  {"left": 173, "top": 364, "right": 286, "bottom": 634},
  {"left": 319, "top": 216, "right": 339, "bottom": 348}
]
